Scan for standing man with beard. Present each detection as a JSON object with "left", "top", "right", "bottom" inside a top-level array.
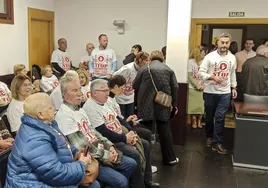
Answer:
[
  {"left": 90, "top": 34, "right": 117, "bottom": 80},
  {"left": 198, "top": 33, "right": 237, "bottom": 155}
]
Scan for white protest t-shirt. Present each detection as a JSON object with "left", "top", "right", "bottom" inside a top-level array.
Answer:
[
  {"left": 80, "top": 55, "right": 91, "bottom": 63},
  {"left": 83, "top": 98, "right": 122, "bottom": 134},
  {"left": 81, "top": 82, "right": 91, "bottom": 100},
  {"left": 0, "top": 81, "right": 11, "bottom": 105},
  {"left": 114, "top": 62, "right": 137, "bottom": 104},
  {"left": 56, "top": 103, "right": 98, "bottom": 143},
  {"left": 40, "top": 75, "right": 59, "bottom": 93},
  {"left": 90, "top": 48, "right": 117, "bottom": 78},
  {"left": 51, "top": 49, "right": 72, "bottom": 71},
  {"left": 198, "top": 51, "right": 237, "bottom": 94},
  {"left": 7, "top": 99, "right": 24, "bottom": 132},
  {"left": 188, "top": 59, "right": 202, "bottom": 89},
  {"left": 50, "top": 85, "right": 63, "bottom": 110},
  {"left": 106, "top": 97, "right": 123, "bottom": 118}
]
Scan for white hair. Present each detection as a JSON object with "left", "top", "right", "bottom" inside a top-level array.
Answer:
[
  {"left": 90, "top": 79, "right": 108, "bottom": 92},
  {"left": 60, "top": 70, "right": 79, "bottom": 96},
  {"left": 256, "top": 45, "right": 268, "bottom": 56}
]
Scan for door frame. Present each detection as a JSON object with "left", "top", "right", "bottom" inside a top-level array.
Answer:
[
  {"left": 28, "top": 8, "right": 54, "bottom": 71},
  {"left": 190, "top": 18, "right": 268, "bottom": 51}
]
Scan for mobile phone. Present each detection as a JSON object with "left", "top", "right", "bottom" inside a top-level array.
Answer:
[
  {"left": 84, "top": 144, "right": 90, "bottom": 157},
  {"left": 136, "top": 119, "right": 143, "bottom": 122}
]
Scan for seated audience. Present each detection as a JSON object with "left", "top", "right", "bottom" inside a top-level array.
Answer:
[
  {"left": 241, "top": 45, "right": 268, "bottom": 97},
  {"left": 5, "top": 93, "right": 99, "bottom": 188},
  {"left": 79, "top": 43, "right": 95, "bottom": 71},
  {"left": 0, "top": 81, "right": 12, "bottom": 115},
  {"left": 77, "top": 69, "right": 91, "bottom": 104},
  {"left": 123, "top": 44, "right": 142, "bottom": 65},
  {"left": 7, "top": 75, "right": 32, "bottom": 133},
  {"left": 0, "top": 118, "right": 14, "bottom": 153},
  {"left": 40, "top": 65, "right": 59, "bottom": 94},
  {"left": 133, "top": 50, "right": 179, "bottom": 165},
  {"left": 55, "top": 75, "right": 136, "bottom": 188},
  {"left": 83, "top": 79, "right": 160, "bottom": 188},
  {"left": 50, "top": 70, "right": 79, "bottom": 110},
  {"left": 114, "top": 52, "right": 150, "bottom": 118},
  {"left": 108, "top": 75, "right": 157, "bottom": 174}
]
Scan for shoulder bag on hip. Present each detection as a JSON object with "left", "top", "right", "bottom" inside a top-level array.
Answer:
[{"left": 148, "top": 63, "right": 172, "bottom": 108}]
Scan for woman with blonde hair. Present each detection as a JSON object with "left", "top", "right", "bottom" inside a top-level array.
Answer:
[
  {"left": 40, "top": 65, "right": 59, "bottom": 94},
  {"left": 114, "top": 51, "right": 150, "bottom": 118},
  {"left": 7, "top": 75, "right": 32, "bottom": 133},
  {"left": 77, "top": 69, "right": 91, "bottom": 104},
  {"left": 187, "top": 45, "right": 206, "bottom": 128}
]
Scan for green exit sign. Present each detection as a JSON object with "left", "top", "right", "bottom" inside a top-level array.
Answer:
[{"left": 229, "top": 12, "right": 245, "bottom": 17}]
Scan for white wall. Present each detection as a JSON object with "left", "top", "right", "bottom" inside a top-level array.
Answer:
[
  {"left": 192, "top": 0, "right": 268, "bottom": 18},
  {"left": 0, "top": 0, "right": 55, "bottom": 75},
  {"left": 55, "top": 0, "right": 168, "bottom": 67}
]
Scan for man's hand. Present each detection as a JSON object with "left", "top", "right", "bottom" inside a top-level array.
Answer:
[
  {"left": 126, "top": 115, "right": 138, "bottom": 122},
  {"left": 6, "top": 137, "right": 14, "bottom": 143},
  {"left": 232, "top": 88, "right": 237, "bottom": 99},
  {"left": 0, "top": 140, "right": 13, "bottom": 150},
  {"left": 109, "top": 147, "right": 118, "bottom": 162},
  {"left": 126, "top": 131, "right": 136, "bottom": 145},
  {"left": 213, "top": 76, "right": 224, "bottom": 84}
]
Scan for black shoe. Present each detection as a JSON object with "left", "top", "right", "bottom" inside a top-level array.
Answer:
[
  {"left": 145, "top": 181, "right": 160, "bottom": 188},
  {"left": 206, "top": 137, "right": 212, "bottom": 147},
  {"left": 212, "top": 144, "right": 228, "bottom": 155},
  {"left": 164, "top": 157, "right": 179, "bottom": 165}
]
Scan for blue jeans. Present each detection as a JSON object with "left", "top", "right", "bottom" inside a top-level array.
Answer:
[
  {"left": 203, "top": 93, "right": 231, "bottom": 146},
  {"left": 119, "top": 103, "right": 135, "bottom": 118},
  {"left": 97, "top": 155, "right": 137, "bottom": 188}
]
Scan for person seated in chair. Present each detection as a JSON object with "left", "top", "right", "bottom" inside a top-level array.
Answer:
[
  {"left": 7, "top": 75, "right": 32, "bottom": 133},
  {"left": 55, "top": 74, "right": 136, "bottom": 188},
  {"left": 40, "top": 65, "right": 59, "bottom": 95},
  {"left": 5, "top": 93, "right": 100, "bottom": 188},
  {"left": 0, "top": 118, "right": 14, "bottom": 153},
  {"left": 83, "top": 79, "right": 160, "bottom": 188}
]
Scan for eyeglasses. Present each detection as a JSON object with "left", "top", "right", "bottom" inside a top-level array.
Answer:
[{"left": 95, "top": 89, "right": 110, "bottom": 93}]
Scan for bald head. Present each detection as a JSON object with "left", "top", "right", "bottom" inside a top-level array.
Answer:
[
  {"left": 24, "top": 93, "right": 51, "bottom": 117},
  {"left": 86, "top": 43, "right": 95, "bottom": 55},
  {"left": 58, "top": 38, "right": 67, "bottom": 51}
]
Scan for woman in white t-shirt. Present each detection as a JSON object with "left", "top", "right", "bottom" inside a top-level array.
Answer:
[
  {"left": 77, "top": 69, "right": 91, "bottom": 106},
  {"left": 187, "top": 46, "right": 206, "bottom": 129},
  {"left": 113, "top": 52, "right": 150, "bottom": 118},
  {"left": 40, "top": 65, "right": 59, "bottom": 94},
  {"left": 7, "top": 75, "right": 32, "bottom": 133}
]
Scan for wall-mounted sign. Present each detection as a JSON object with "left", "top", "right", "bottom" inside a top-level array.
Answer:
[{"left": 229, "top": 12, "right": 245, "bottom": 17}]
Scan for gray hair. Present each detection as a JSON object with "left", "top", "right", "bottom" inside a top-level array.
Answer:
[
  {"left": 256, "top": 45, "right": 268, "bottom": 56},
  {"left": 90, "top": 79, "right": 108, "bottom": 92},
  {"left": 218, "top": 33, "right": 232, "bottom": 40},
  {"left": 60, "top": 70, "right": 79, "bottom": 96}
]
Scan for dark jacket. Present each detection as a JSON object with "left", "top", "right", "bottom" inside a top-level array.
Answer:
[
  {"left": 123, "top": 53, "right": 136, "bottom": 65},
  {"left": 241, "top": 55, "right": 268, "bottom": 96},
  {"left": 5, "top": 115, "right": 86, "bottom": 188},
  {"left": 133, "top": 60, "right": 179, "bottom": 122}
]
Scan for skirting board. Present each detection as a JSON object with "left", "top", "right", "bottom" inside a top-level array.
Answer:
[{"left": 232, "top": 155, "right": 268, "bottom": 170}]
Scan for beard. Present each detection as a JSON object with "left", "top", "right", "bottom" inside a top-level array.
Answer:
[{"left": 219, "top": 47, "right": 228, "bottom": 53}]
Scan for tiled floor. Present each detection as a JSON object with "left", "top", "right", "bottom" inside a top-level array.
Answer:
[{"left": 151, "top": 128, "right": 268, "bottom": 188}]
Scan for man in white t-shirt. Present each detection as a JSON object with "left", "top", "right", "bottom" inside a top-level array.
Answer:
[
  {"left": 79, "top": 43, "right": 95, "bottom": 71},
  {"left": 90, "top": 34, "right": 117, "bottom": 80},
  {"left": 199, "top": 33, "right": 237, "bottom": 155},
  {"left": 51, "top": 38, "right": 74, "bottom": 78}
]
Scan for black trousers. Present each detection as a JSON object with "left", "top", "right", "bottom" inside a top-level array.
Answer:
[{"left": 141, "top": 120, "right": 176, "bottom": 163}]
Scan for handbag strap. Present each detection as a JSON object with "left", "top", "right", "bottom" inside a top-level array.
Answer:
[{"left": 148, "top": 63, "right": 158, "bottom": 92}]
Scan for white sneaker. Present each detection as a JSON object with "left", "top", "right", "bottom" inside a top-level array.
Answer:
[{"left": 151, "top": 165, "right": 157, "bottom": 173}]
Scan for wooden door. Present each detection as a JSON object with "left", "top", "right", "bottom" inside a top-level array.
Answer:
[{"left": 28, "top": 8, "right": 54, "bottom": 71}]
